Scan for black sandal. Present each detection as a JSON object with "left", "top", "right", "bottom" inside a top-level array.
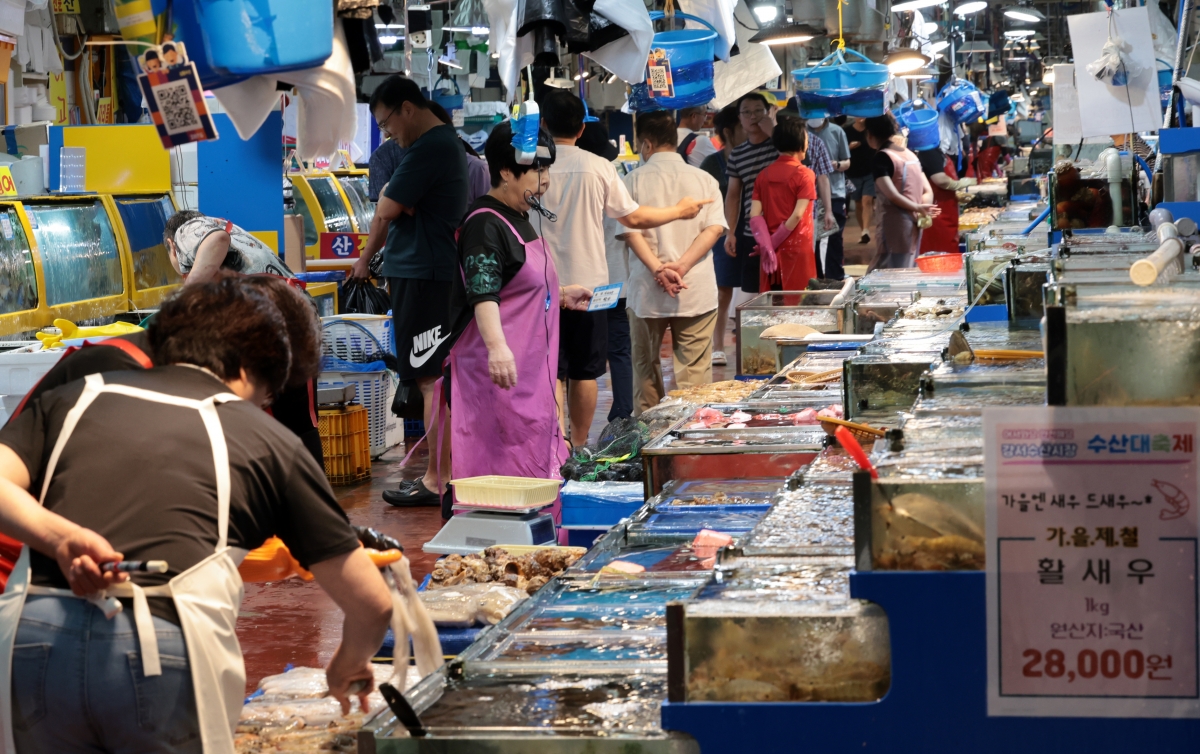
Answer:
[{"left": 382, "top": 479, "right": 440, "bottom": 507}]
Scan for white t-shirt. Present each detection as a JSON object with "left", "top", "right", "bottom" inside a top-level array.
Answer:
[
  {"left": 676, "top": 127, "right": 718, "bottom": 168},
  {"left": 618, "top": 152, "right": 726, "bottom": 319},
  {"left": 540, "top": 144, "right": 639, "bottom": 290},
  {"left": 603, "top": 215, "right": 629, "bottom": 296}
]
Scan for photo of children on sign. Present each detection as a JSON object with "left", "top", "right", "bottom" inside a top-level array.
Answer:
[{"left": 135, "top": 41, "right": 219, "bottom": 149}]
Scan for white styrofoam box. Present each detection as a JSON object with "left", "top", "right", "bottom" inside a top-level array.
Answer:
[
  {"left": 0, "top": 348, "right": 65, "bottom": 397},
  {"left": 383, "top": 376, "right": 402, "bottom": 451}
]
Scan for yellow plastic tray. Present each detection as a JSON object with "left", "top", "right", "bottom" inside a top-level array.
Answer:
[{"left": 450, "top": 475, "right": 561, "bottom": 509}]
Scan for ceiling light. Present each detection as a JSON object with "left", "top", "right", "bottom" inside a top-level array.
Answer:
[
  {"left": 892, "top": 0, "right": 943, "bottom": 11},
  {"left": 1003, "top": 28, "right": 1035, "bottom": 38},
  {"left": 884, "top": 44, "right": 931, "bottom": 74},
  {"left": 1003, "top": 4, "right": 1045, "bottom": 22},
  {"left": 749, "top": 21, "right": 823, "bottom": 45},
  {"left": 379, "top": 35, "right": 402, "bottom": 45},
  {"left": 544, "top": 69, "right": 574, "bottom": 88},
  {"left": 953, "top": 1, "right": 988, "bottom": 15},
  {"left": 751, "top": 2, "right": 779, "bottom": 23},
  {"left": 897, "top": 66, "right": 936, "bottom": 79},
  {"left": 604, "top": 72, "right": 618, "bottom": 84},
  {"left": 442, "top": 25, "right": 490, "bottom": 35},
  {"left": 374, "top": 24, "right": 405, "bottom": 29},
  {"left": 573, "top": 69, "right": 592, "bottom": 81}
]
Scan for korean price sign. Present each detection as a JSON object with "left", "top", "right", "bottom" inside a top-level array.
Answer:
[
  {"left": 985, "top": 407, "right": 1200, "bottom": 718},
  {"left": 0, "top": 167, "right": 18, "bottom": 198},
  {"left": 319, "top": 232, "right": 368, "bottom": 260}
]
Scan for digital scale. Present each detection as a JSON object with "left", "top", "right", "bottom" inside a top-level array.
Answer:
[{"left": 422, "top": 498, "right": 557, "bottom": 556}]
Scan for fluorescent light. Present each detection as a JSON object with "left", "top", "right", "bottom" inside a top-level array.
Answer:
[
  {"left": 752, "top": 4, "right": 779, "bottom": 23},
  {"left": 374, "top": 24, "right": 405, "bottom": 29},
  {"left": 1003, "top": 28, "right": 1035, "bottom": 38},
  {"left": 379, "top": 35, "right": 402, "bottom": 45},
  {"left": 749, "top": 21, "right": 823, "bottom": 45},
  {"left": 953, "top": 1, "right": 988, "bottom": 16},
  {"left": 1003, "top": 5, "right": 1045, "bottom": 22},
  {"left": 892, "top": 0, "right": 943, "bottom": 11},
  {"left": 442, "top": 25, "right": 490, "bottom": 35}
]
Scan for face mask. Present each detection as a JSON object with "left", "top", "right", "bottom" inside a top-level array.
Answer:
[{"left": 807, "top": 118, "right": 825, "bottom": 129}]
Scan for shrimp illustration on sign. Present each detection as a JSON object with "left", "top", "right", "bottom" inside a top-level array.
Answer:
[{"left": 1152, "top": 479, "right": 1190, "bottom": 521}]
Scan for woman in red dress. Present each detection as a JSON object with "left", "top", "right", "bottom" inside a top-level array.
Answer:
[{"left": 748, "top": 118, "right": 818, "bottom": 291}]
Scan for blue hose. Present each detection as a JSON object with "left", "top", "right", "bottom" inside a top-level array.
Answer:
[
  {"left": 1134, "top": 154, "right": 1153, "bottom": 184},
  {"left": 1021, "top": 206, "right": 1051, "bottom": 235}
]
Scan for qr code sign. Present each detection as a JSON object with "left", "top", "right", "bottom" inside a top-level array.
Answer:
[
  {"left": 153, "top": 79, "right": 202, "bottom": 135},
  {"left": 648, "top": 65, "right": 670, "bottom": 94}
]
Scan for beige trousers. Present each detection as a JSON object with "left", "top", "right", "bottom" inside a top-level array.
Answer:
[{"left": 629, "top": 308, "right": 718, "bottom": 415}]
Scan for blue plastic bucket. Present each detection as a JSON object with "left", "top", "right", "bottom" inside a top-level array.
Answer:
[
  {"left": 171, "top": 0, "right": 248, "bottom": 89},
  {"left": 793, "top": 49, "right": 889, "bottom": 93},
  {"left": 937, "top": 79, "right": 985, "bottom": 125},
  {"left": 632, "top": 11, "right": 717, "bottom": 111},
  {"left": 797, "top": 86, "right": 886, "bottom": 119},
  {"left": 900, "top": 108, "right": 939, "bottom": 151},
  {"left": 193, "top": 0, "right": 334, "bottom": 77}
]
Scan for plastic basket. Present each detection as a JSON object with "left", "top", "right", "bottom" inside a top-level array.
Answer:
[
  {"left": 894, "top": 102, "right": 940, "bottom": 151},
  {"left": 193, "top": 0, "right": 334, "bottom": 76},
  {"left": 916, "top": 252, "right": 965, "bottom": 273},
  {"left": 937, "top": 79, "right": 986, "bottom": 125},
  {"left": 322, "top": 315, "right": 395, "bottom": 359},
  {"left": 318, "top": 405, "right": 371, "bottom": 485},
  {"left": 450, "top": 475, "right": 562, "bottom": 509},
  {"left": 793, "top": 48, "right": 889, "bottom": 92},
  {"left": 320, "top": 370, "right": 391, "bottom": 457},
  {"left": 797, "top": 86, "right": 886, "bottom": 118},
  {"left": 404, "top": 418, "right": 425, "bottom": 438},
  {"left": 630, "top": 11, "right": 717, "bottom": 111}
]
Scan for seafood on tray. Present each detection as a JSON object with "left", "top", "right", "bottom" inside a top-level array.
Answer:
[
  {"left": 668, "top": 379, "right": 766, "bottom": 403},
  {"left": 683, "top": 404, "right": 843, "bottom": 430},
  {"left": 428, "top": 546, "right": 582, "bottom": 594}
]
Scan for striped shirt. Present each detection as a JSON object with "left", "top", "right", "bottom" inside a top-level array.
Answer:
[{"left": 728, "top": 133, "right": 833, "bottom": 237}]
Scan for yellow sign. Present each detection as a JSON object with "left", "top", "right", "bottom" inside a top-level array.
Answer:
[
  {"left": 49, "top": 72, "right": 68, "bottom": 125},
  {"left": 51, "top": 0, "right": 81, "bottom": 13},
  {"left": 0, "top": 167, "right": 18, "bottom": 197}
]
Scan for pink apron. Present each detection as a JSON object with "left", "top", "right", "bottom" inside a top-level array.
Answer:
[
  {"left": 448, "top": 208, "right": 569, "bottom": 522},
  {"left": 870, "top": 147, "right": 925, "bottom": 271}
]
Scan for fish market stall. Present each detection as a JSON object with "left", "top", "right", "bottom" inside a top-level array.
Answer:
[{"left": 734, "top": 290, "right": 844, "bottom": 375}]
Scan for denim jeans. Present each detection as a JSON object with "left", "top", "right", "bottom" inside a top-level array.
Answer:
[{"left": 13, "top": 594, "right": 202, "bottom": 754}]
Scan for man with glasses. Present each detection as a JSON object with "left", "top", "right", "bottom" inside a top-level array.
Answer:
[{"left": 351, "top": 75, "right": 468, "bottom": 509}]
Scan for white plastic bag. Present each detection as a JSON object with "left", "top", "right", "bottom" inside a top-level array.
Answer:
[
  {"left": 1147, "top": 0, "right": 1178, "bottom": 67},
  {"left": 582, "top": 0, "right": 654, "bottom": 85},
  {"left": 1085, "top": 34, "right": 1143, "bottom": 87},
  {"left": 710, "top": 0, "right": 782, "bottom": 108}
]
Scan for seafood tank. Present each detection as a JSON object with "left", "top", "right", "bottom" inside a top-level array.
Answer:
[
  {"left": 735, "top": 291, "right": 843, "bottom": 375},
  {"left": 858, "top": 478, "right": 985, "bottom": 571}
]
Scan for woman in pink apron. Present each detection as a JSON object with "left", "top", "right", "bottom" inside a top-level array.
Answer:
[
  {"left": 446, "top": 123, "right": 592, "bottom": 524},
  {"left": 862, "top": 115, "right": 939, "bottom": 271}
]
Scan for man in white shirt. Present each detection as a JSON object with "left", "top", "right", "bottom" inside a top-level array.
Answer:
[
  {"left": 618, "top": 111, "right": 727, "bottom": 414},
  {"left": 539, "top": 90, "right": 711, "bottom": 446},
  {"left": 676, "top": 106, "right": 718, "bottom": 168}
]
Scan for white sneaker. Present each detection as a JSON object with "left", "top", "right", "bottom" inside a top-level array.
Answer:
[{"left": 712, "top": 351, "right": 728, "bottom": 366}]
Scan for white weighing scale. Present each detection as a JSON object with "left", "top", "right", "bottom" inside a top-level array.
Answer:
[{"left": 422, "top": 477, "right": 559, "bottom": 555}]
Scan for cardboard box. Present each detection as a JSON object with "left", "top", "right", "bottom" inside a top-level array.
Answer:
[{"left": 284, "top": 214, "right": 305, "bottom": 273}]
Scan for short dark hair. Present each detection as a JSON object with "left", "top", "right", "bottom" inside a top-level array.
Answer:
[
  {"left": 637, "top": 111, "right": 678, "bottom": 149},
  {"left": 678, "top": 106, "right": 706, "bottom": 121},
  {"left": 738, "top": 92, "right": 770, "bottom": 113},
  {"left": 150, "top": 278, "right": 292, "bottom": 398},
  {"left": 164, "top": 209, "right": 203, "bottom": 247},
  {"left": 772, "top": 118, "right": 808, "bottom": 154},
  {"left": 863, "top": 114, "right": 898, "bottom": 143},
  {"left": 161, "top": 42, "right": 176, "bottom": 53},
  {"left": 368, "top": 75, "right": 428, "bottom": 114},
  {"left": 144, "top": 50, "right": 159, "bottom": 61},
  {"left": 713, "top": 104, "right": 739, "bottom": 143},
  {"left": 540, "top": 89, "right": 585, "bottom": 139},
  {"left": 240, "top": 275, "right": 322, "bottom": 388},
  {"left": 484, "top": 121, "right": 556, "bottom": 188}
]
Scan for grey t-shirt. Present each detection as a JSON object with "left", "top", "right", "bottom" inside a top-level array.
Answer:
[
  {"left": 811, "top": 123, "right": 851, "bottom": 199},
  {"left": 174, "top": 217, "right": 295, "bottom": 278}
]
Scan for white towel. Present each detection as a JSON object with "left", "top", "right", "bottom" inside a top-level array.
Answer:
[{"left": 583, "top": 0, "right": 654, "bottom": 84}]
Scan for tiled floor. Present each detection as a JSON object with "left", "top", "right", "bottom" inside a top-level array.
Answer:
[{"left": 236, "top": 222, "right": 876, "bottom": 690}]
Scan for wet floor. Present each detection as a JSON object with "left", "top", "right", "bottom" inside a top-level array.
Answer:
[{"left": 236, "top": 227, "right": 876, "bottom": 691}]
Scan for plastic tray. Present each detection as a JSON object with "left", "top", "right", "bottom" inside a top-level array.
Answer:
[{"left": 451, "top": 475, "right": 561, "bottom": 509}]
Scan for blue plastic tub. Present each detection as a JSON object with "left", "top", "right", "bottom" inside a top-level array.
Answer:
[
  {"left": 632, "top": 11, "right": 717, "bottom": 111},
  {"left": 560, "top": 481, "right": 645, "bottom": 526},
  {"left": 171, "top": 0, "right": 248, "bottom": 89},
  {"left": 937, "top": 79, "right": 986, "bottom": 125},
  {"left": 794, "top": 49, "right": 889, "bottom": 93},
  {"left": 798, "top": 86, "right": 886, "bottom": 119},
  {"left": 895, "top": 104, "right": 939, "bottom": 151},
  {"left": 193, "top": 0, "right": 334, "bottom": 77}
]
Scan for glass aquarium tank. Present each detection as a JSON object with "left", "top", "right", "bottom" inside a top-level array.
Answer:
[
  {"left": 865, "top": 478, "right": 985, "bottom": 570},
  {"left": 113, "top": 194, "right": 182, "bottom": 292},
  {"left": 843, "top": 352, "right": 939, "bottom": 417},
  {"left": 964, "top": 248, "right": 1019, "bottom": 305},
  {"left": 739, "top": 482, "right": 854, "bottom": 557},
  {"left": 0, "top": 205, "right": 38, "bottom": 316},
  {"left": 25, "top": 200, "right": 124, "bottom": 308},
  {"left": 306, "top": 175, "right": 354, "bottom": 234},
  {"left": 735, "top": 291, "right": 842, "bottom": 375},
  {"left": 337, "top": 174, "right": 374, "bottom": 231}
]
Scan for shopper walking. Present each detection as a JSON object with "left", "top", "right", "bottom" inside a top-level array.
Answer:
[
  {"left": 916, "top": 144, "right": 976, "bottom": 254},
  {"left": 749, "top": 118, "right": 818, "bottom": 291},
  {"left": 537, "top": 89, "right": 711, "bottom": 447},
  {"left": 676, "top": 105, "right": 718, "bottom": 167},
  {"left": 807, "top": 117, "right": 851, "bottom": 279},
  {"left": 845, "top": 117, "right": 876, "bottom": 245},
  {"left": 351, "top": 75, "right": 468, "bottom": 509},
  {"left": 447, "top": 124, "right": 591, "bottom": 524},
  {"left": 0, "top": 279, "right": 392, "bottom": 754},
  {"left": 617, "top": 112, "right": 727, "bottom": 413},
  {"left": 699, "top": 104, "right": 744, "bottom": 367},
  {"left": 863, "top": 115, "right": 938, "bottom": 270}
]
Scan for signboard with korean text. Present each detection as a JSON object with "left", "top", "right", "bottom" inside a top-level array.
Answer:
[
  {"left": 985, "top": 407, "right": 1200, "bottom": 718},
  {"left": 319, "top": 232, "right": 367, "bottom": 260}
]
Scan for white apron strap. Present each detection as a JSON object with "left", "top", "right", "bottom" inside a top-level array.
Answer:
[
  {"left": 129, "top": 582, "right": 161, "bottom": 676},
  {"left": 198, "top": 397, "right": 232, "bottom": 550},
  {"left": 38, "top": 374, "right": 106, "bottom": 504}
]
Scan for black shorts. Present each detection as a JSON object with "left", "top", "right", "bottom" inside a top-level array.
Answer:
[
  {"left": 390, "top": 277, "right": 456, "bottom": 384},
  {"left": 558, "top": 308, "right": 608, "bottom": 381}
]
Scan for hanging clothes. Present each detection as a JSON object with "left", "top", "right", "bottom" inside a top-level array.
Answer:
[
  {"left": 919, "top": 153, "right": 960, "bottom": 255},
  {"left": 448, "top": 208, "right": 568, "bottom": 523},
  {"left": 871, "top": 148, "right": 924, "bottom": 271}
]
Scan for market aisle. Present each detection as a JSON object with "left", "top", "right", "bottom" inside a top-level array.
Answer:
[{"left": 237, "top": 338, "right": 736, "bottom": 690}]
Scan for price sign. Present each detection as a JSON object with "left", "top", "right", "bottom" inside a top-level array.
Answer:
[
  {"left": 985, "top": 407, "right": 1200, "bottom": 718},
  {"left": 319, "top": 232, "right": 368, "bottom": 260},
  {"left": 52, "top": 0, "right": 81, "bottom": 13},
  {"left": 586, "top": 282, "right": 622, "bottom": 312},
  {"left": 0, "top": 166, "right": 17, "bottom": 198}
]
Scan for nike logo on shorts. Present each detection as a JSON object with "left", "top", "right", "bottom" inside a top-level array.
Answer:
[{"left": 410, "top": 326, "right": 448, "bottom": 368}]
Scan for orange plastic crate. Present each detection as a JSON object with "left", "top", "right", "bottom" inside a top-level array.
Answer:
[{"left": 319, "top": 405, "right": 371, "bottom": 485}]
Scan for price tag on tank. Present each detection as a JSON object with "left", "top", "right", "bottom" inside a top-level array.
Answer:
[
  {"left": 587, "top": 282, "right": 622, "bottom": 312},
  {"left": 0, "top": 215, "right": 13, "bottom": 240},
  {"left": 984, "top": 407, "right": 1200, "bottom": 718}
]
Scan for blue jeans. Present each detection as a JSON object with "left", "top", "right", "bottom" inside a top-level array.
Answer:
[
  {"left": 606, "top": 299, "right": 633, "bottom": 422},
  {"left": 13, "top": 595, "right": 202, "bottom": 754}
]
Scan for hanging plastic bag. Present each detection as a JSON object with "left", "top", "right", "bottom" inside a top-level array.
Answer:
[
  {"left": 338, "top": 278, "right": 391, "bottom": 315},
  {"left": 1086, "top": 34, "right": 1143, "bottom": 87}
]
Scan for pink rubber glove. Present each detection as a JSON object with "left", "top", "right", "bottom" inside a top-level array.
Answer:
[
  {"left": 770, "top": 222, "right": 793, "bottom": 248},
  {"left": 749, "top": 216, "right": 779, "bottom": 275}
]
